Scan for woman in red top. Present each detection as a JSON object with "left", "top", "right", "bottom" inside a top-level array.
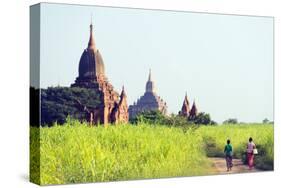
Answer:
[{"left": 246, "top": 137, "right": 256, "bottom": 170}]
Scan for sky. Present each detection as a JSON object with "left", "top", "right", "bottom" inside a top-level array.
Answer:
[{"left": 39, "top": 3, "right": 274, "bottom": 123}]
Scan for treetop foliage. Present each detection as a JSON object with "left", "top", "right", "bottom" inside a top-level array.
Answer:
[
  {"left": 40, "top": 86, "right": 101, "bottom": 126},
  {"left": 131, "top": 110, "right": 216, "bottom": 128}
]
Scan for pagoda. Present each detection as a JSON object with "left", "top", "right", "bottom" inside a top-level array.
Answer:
[
  {"left": 71, "top": 22, "right": 128, "bottom": 124},
  {"left": 128, "top": 70, "right": 168, "bottom": 119}
]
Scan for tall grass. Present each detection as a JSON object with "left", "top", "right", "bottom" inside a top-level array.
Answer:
[
  {"left": 30, "top": 120, "right": 211, "bottom": 185},
  {"left": 197, "top": 124, "right": 274, "bottom": 170},
  {"left": 30, "top": 121, "right": 273, "bottom": 185}
]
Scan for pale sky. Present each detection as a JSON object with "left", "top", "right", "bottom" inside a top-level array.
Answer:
[{"left": 39, "top": 3, "right": 274, "bottom": 123}]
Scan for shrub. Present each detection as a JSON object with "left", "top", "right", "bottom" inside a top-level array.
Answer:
[{"left": 223, "top": 118, "right": 238, "bottom": 124}]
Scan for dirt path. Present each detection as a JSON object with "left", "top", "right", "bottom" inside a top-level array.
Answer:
[{"left": 208, "top": 157, "right": 260, "bottom": 174}]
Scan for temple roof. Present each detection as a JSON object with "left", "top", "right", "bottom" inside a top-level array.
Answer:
[
  {"left": 179, "top": 93, "right": 190, "bottom": 117},
  {"left": 145, "top": 69, "right": 156, "bottom": 93},
  {"left": 190, "top": 101, "right": 198, "bottom": 117},
  {"left": 135, "top": 92, "right": 165, "bottom": 109},
  {"left": 129, "top": 70, "right": 167, "bottom": 118},
  {"left": 78, "top": 23, "right": 105, "bottom": 79},
  {"left": 182, "top": 93, "right": 190, "bottom": 110},
  {"left": 88, "top": 23, "right": 97, "bottom": 52}
]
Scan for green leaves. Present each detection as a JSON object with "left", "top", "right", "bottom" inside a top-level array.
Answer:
[
  {"left": 133, "top": 110, "right": 216, "bottom": 127},
  {"left": 40, "top": 87, "right": 102, "bottom": 126}
]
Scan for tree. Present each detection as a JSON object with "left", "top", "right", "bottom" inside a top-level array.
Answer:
[
  {"left": 133, "top": 110, "right": 191, "bottom": 127},
  {"left": 223, "top": 118, "right": 238, "bottom": 124},
  {"left": 262, "top": 118, "right": 270, "bottom": 124},
  {"left": 40, "top": 86, "right": 101, "bottom": 126},
  {"left": 167, "top": 114, "right": 190, "bottom": 127},
  {"left": 132, "top": 110, "right": 216, "bottom": 126},
  {"left": 189, "top": 112, "right": 214, "bottom": 125},
  {"left": 134, "top": 110, "right": 166, "bottom": 125}
]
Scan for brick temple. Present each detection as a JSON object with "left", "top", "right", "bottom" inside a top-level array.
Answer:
[
  {"left": 71, "top": 23, "right": 128, "bottom": 124},
  {"left": 128, "top": 70, "right": 168, "bottom": 119},
  {"left": 178, "top": 93, "right": 198, "bottom": 118}
]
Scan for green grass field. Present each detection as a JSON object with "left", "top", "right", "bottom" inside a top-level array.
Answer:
[
  {"left": 30, "top": 121, "right": 273, "bottom": 185},
  {"left": 198, "top": 124, "right": 274, "bottom": 170}
]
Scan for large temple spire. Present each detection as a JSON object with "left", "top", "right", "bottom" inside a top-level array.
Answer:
[
  {"left": 71, "top": 18, "right": 128, "bottom": 125},
  {"left": 88, "top": 22, "right": 97, "bottom": 52},
  {"left": 74, "top": 21, "right": 105, "bottom": 80}
]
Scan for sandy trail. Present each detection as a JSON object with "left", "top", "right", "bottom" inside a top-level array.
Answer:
[{"left": 209, "top": 157, "right": 260, "bottom": 174}]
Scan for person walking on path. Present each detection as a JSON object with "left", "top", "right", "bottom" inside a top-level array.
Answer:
[
  {"left": 224, "top": 139, "right": 233, "bottom": 171},
  {"left": 246, "top": 137, "right": 256, "bottom": 170}
]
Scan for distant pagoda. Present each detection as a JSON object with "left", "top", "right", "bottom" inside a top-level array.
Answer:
[
  {"left": 128, "top": 69, "right": 168, "bottom": 119},
  {"left": 178, "top": 93, "right": 198, "bottom": 118},
  {"left": 189, "top": 101, "right": 198, "bottom": 118},
  {"left": 71, "top": 22, "right": 128, "bottom": 124}
]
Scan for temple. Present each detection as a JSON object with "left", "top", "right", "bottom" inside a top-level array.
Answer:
[
  {"left": 71, "top": 23, "right": 128, "bottom": 124},
  {"left": 178, "top": 93, "right": 190, "bottom": 117},
  {"left": 128, "top": 70, "right": 168, "bottom": 119},
  {"left": 178, "top": 94, "right": 198, "bottom": 118},
  {"left": 189, "top": 101, "right": 198, "bottom": 118}
]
